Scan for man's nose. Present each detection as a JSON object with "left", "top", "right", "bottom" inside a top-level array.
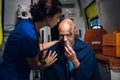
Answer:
[{"left": 63, "top": 36, "right": 68, "bottom": 41}]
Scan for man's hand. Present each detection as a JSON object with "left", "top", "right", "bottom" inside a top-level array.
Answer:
[
  {"left": 64, "top": 45, "right": 76, "bottom": 61},
  {"left": 64, "top": 45, "right": 80, "bottom": 68}
]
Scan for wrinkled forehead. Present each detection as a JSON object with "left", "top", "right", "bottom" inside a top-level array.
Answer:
[
  {"left": 59, "top": 21, "right": 74, "bottom": 31},
  {"left": 59, "top": 24, "right": 72, "bottom": 34},
  {"left": 58, "top": 19, "right": 75, "bottom": 35}
]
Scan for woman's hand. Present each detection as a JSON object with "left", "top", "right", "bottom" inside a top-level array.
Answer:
[{"left": 44, "top": 50, "right": 57, "bottom": 67}]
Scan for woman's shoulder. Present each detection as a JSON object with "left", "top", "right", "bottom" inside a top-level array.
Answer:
[{"left": 13, "top": 19, "right": 37, "bottom": 40}]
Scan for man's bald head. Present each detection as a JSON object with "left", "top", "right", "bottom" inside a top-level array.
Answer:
[{"left": 58, "top": 19, "right": 75, "bottom": 31}]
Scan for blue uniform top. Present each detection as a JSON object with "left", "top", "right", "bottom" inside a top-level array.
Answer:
[
  {"left": 44, "top": 38, "right": 100, "bottom": 80},
  {"left": 0, "top": 19, "right": 39, "bottom": 80}
]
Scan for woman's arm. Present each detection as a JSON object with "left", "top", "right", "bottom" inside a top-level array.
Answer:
[{"left": 39, "top": 40, "right": 59, "bottom": 51}]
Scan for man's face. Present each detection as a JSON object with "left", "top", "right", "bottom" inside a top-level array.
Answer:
[{"left": 59, "top": 26, "right": 75, "bottom": 47}]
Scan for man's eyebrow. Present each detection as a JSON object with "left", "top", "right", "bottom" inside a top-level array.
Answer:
[{"left": 68, "top": 31, "right": 72, "bottom": 35}]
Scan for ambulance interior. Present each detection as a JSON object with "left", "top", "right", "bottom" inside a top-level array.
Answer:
[{"left": 0, "top": 0, "right": 120, "bottom": 80}]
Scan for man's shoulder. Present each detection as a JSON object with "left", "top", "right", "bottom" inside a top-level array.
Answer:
[
  {"left": 49, "top": 42, "right": 64, "bottom": 50},
  {"left": 75, "top": 38, "right": 94, "bottom": 51},
  {"left": 75, "top": 38, "right": 90, "bottom": 47}
]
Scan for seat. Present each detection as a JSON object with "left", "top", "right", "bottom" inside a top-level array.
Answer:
[{"left": 84, "top": 28, "right": 107, "bottom": 53}]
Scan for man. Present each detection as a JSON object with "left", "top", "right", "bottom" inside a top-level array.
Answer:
[{"left": 43, "top": 19, "right": 100, "bottom": 80}]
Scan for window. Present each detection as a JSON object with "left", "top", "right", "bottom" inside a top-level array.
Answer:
[
  {"left": 85, "top": 1, "right": 100, "bottom": 29},
  {"left": 90, "top": 17, "right": 101, "bottom": 29}
]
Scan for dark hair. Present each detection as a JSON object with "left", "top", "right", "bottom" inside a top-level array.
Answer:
[{"left": 30, "top": 0, "right": 62, "bottom": 22}]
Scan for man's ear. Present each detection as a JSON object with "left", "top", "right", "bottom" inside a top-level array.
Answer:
[{"left": 74, "top": 28, "right": 77, "bottom": 36}]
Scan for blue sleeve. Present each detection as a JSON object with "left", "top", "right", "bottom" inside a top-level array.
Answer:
[
  {"left": 22, "top": 36, "right": 39, "bottom": 58},
  {"left": 73, "top": 47, "right": 100, "bottom": 80}
]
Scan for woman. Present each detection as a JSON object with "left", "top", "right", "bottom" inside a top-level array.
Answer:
[{"left": 0, "top": 0, "right": 62, "bottom": 80}]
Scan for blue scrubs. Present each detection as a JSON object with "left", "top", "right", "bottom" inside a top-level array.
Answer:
[
  {"left": 0, "top": 19, "right": 39, "bottom": 80},
  {"left": 44, "top": 38, "right": 100, "bottom": 80}
]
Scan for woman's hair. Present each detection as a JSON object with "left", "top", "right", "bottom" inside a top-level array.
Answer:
[{"left": 30, "top": 0, "right": 62, "bottom": 22}]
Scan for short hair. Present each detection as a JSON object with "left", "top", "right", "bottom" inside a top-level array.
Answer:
[{"left": 30, "top": 0, "right": 62, "bottom": 22}]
